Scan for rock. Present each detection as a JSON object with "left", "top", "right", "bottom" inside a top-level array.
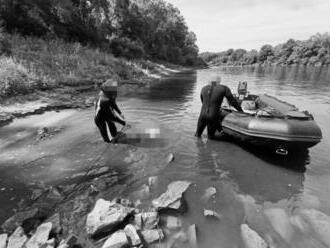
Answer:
[
  {"left": 102, "top": 231, "right": 129, "bottom": 248},
  {"left": 165, "top": 216, "right": 182, "bottom": 231},
  {"left": 167, "top": 153, "right": 175, "bottom": 163},
  {"left": 142, "top": 212, "right": 159, "bottom": 229},
  {"left": 299, "top": 209, "right": 330, "bottom": 246},
  {"left": 240, "top": 224, "right": 267, "bottom": 248},
  {"left": 40, "top": 239, "right": 55, "bottom": 248},
  {"left": 2, "top": 208, "right": 39, "bottom": 233},
  {"left": 0, "top": 234, "right": 8, "bottom": 248},
  {"left": 203, "top": 209, "right": 222, "bottom": 220},
  {"left": 134, "top": 212, "right": 159, "bottom": 230},
  {"left": 148, "top": 176, "right": 158, "bottom": 187},
  {"left": 187, "top": 224, "right": 198, "bottom": 248},
  {"left": 289, "top": 215, "right": 309, "bottom": 232},
  {"left": 152, "top": 181, "right": 191, "bottom": 211},
  {"left": 124, "top": 224, "right": 141, "bottom": 246},
  {"left": 141, "top": 229, "right": 164, "bottom": 244},
  {"left": 31, "top": 189, "right": 44, "bottom": 201},
  {"left": 264, "top": 208, "right": 293, "bottom": 242},
  {"left": 86, "top": 199, "right": 134, "bottom": 237},
  {"left": 202, "top": 187, "right": 216, "bottom": 201},
  {"left": 25, "top": 222, "right": 52, "bottom": 248},
  {"left": 46, "top": 213, "right": 62, "bottom": 235},
  {"left": 7, "top": 226, "right": 28, "bottom": 248},
  {"left": 60, "top": 234, "right": 78, "bottom": 248}
]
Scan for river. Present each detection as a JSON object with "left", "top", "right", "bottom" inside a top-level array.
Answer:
[{"left": 0, "top": 66, "right": 330, "bottom": 247}]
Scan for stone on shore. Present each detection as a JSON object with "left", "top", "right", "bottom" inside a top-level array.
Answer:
[
  {"left": 124, "top": 224, "right": 141, "bottom": 246},
  {"left": 25, "top": 222, "right": 52, "bottom": 248},
  {"left": 187, "top": 224, "right": 198, "bottom": 248},
  {"left": 7, "top": 226, "right": 28, "bottom": 248},
  {"left": 152, "top": 181, "right": 191, "bottom": 211},
  {"left": 134, "top": 212, "right": 159, "bottom": 230},
  {"left": 86, "top": 199, "right": 134, "bottom": 237},
  {"left": 0, "top": 234, "right": 8, "bottom": 248},
  {"left": 203, "top": 209, "right": 222, "bottom": 220},
  {"left": 141, "top": 229, "right": 164, "bottom": 244},
  {"left": 102, "top": 231, "right": 129, "bottom": 248},
  {"left": 264, "top": 208, "right": 293, "bottom": 242},
  {"left": 2, "top": 208, "right": 39, "bottom": 233},
  {"left": 240, "top": 224, "right": 267, "bottom": 248},
  {"left": 299, "top": 209, "right": 330, "bottom": 246}
]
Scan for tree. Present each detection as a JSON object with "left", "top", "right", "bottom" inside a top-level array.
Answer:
[{"left": 259, "top": 44, "right": 274, "bottom": 62}]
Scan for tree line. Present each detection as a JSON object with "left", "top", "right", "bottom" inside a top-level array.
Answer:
[
  {"left": 0, "top": 0, "right": 201, "bottom": 66},
  {"left": 200, "top": 33, "right": 330, "bottom": 66}
]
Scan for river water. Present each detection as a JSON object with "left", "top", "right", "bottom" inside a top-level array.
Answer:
[{"left": 0, "top": 66, "right": 330, "bottom": 247}]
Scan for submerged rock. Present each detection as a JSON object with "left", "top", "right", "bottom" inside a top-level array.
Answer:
[
  {"left": 102, "top": 231, "right": 129, "bottom": 248},
  {"left": 141, "top": 229, "right": 164, "bottom": 244},
  {"left": 299, "top": 209, "right": 330, "bottom": 246},
  {"left": 148, "top": 176, "right": 158, "bottom": 188},
  {"left": 86, "top": 199, "right": 134, "bottom": 237},
  {"left": 7, "top": 226, "right": 28, "bottom": 248},
  {"left": 202, "top": 187, "right": 217, "bottom": 201},
  {"left": 25, "top": 222, "right": 52, "bottom": 248},
  {"left": 264, "top": 208, "right": 293, "bottom": 243},
  {"left": 152, "top": 181, "right": 191, "bottom": 211},
  {"left": 167, "top": 153, "right": 175, "bottom": 163},
  {"left": 165, "top": 216, "right": 182, "bottom": 231},
  {"left": 187, "top": 224, "right": 198, "bottom": 248},
  {"left": 0, "top": 234, "right": 8, "bottom": 248},
  {"left": 124, "top": 224, "right": 141, "bottom": 246},
  {"left": 203, "top": 209, "right": 222, "bottom": 220},
  {"left": 240, "top": 224, "right": 268, "bottom": 248},
  {"left": 133, "top": 184, "right": 150, "bottom": 200}
]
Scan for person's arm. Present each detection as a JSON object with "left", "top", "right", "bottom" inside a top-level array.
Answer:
[
  {"left": 200, "top": 93, "right": 203, "bottom": 103},
  {"left": 225, "top": 86, "right": 243, "bottom": 112},
  {"left": 109, "top": 98, "right": 122, "bottom": 115}
]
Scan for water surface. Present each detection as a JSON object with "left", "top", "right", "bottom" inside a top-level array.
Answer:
[{"left": 1, "top": 66, "right": 330, "bottom": 247}]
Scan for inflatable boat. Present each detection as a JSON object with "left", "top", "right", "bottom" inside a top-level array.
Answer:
[{"left": 221, "top": 83, "right": 322, "bottom": 154}]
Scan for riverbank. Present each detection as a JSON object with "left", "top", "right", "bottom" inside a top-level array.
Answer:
[{"left": 0, "top": 34, "right": 189, "bottom": 126}]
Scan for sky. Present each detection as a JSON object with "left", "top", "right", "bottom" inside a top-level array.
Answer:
[{"left": 166, "top": 0, "right": 330, "bottom": 52}]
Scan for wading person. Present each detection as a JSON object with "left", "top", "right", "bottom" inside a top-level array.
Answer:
[
  {"left": 95, "top": 79, "right": 126, "bottom": 143},
  {"left": 195, "top": 76, "right": 243, "bottom": 139}
]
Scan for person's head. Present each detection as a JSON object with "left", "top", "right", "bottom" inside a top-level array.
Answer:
[
  {"left": 210, "top": 75, "right": 221, "bottom": 86},
  {"left": 101, "top": 79, "right": 118, "bottom": 98}
]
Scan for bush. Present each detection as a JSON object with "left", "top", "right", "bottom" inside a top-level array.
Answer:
[
  {"left": 110, "top": 37, "right": 145, "bottom": 59},
  {"left": 0, "top": 28, "right": 12, "bottom": 56},
  {"left": 0, "top": 57, "right": 38, "bottom": 97}
]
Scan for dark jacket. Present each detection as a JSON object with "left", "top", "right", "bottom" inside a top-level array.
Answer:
[
  {"left": 95, "top": 92, "right": 122, "bottom": 120},
  {"left": 200, "top": 84, "right": 242, "bottom": 119}
]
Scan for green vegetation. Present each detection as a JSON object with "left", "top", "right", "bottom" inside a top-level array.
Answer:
[
  {"left": 0, "top": 0, "right": 200, "bottom": 66},
  {"left": 200, "top": 33, "right": 330, "bottom": 67},
  {"left": 0, "top": 31, "right": 177, "bottom": 99}
]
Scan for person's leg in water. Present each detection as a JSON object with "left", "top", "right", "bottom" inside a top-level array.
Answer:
[
  {"left": 195, "top": 115, "right": 207, "bottom": 137},
  {"left": 106, "top": 118, "right": 118, "bottom": 140},
  {"left": 207, "top": 120, "right": 217, "bottom": 140},
  {"left": 95, "top": 116, "right": 111, "bottom": 143}
]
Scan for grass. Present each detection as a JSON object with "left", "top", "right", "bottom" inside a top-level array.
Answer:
[{"left": 0, "top": 33, "right": 167, "bottom": 100}]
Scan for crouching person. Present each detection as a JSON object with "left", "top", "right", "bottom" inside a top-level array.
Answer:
[{"left": 95, "top": 79, "right": 126, "bottom": 143}]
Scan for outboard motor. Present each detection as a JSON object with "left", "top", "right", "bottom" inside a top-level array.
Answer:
[{"left": 237, "top": 81, "right": 248, "bottom": 100}]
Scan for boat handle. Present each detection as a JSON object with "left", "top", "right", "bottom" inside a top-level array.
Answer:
[{"left": 276, "top": 148, "right": 288, "bottom": 156}]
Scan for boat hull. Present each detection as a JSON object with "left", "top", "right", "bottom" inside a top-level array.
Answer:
[{"left": 222, "top": 111, "right": 322, "bottom": 151}]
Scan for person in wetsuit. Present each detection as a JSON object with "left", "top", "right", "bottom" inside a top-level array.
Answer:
[
  {"left": 95, "top": 80, "right": 126, "bottom": 143},
  {"left": 195, "top": 76, "right": 243, "bottom": 139}
]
